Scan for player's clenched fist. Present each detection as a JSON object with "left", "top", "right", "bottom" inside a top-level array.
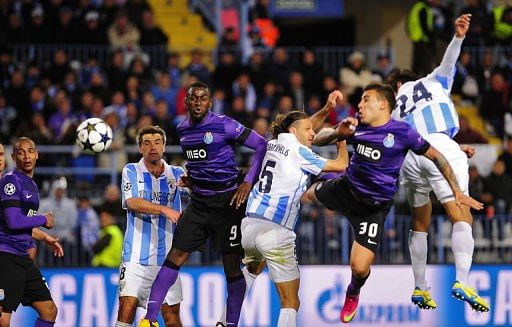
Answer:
[
  {"left": 161, "top": 206, "right": 181, "bottom": 223},
  {"left": 326, "top": 90, "right": 344, "bottom": 110},
  {"left": 455, "top": 14, "right": 471, "bottom": 38}
]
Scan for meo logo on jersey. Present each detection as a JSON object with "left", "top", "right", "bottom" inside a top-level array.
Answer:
[
  {"left": 355, "top": 143, "right": 381, "bottom": 161},
  {"left": 184, "top": 146, "right": 208, "bottom": 161}
]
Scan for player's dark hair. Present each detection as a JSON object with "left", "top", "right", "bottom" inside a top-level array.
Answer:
[
  {"left": 364, "top": 83, "right": 396, "bottom": 113},
  {"left": 137, "top": 125, "right": 167, "bottom": 146},
  {"left": 270, "top": 111, "right": 309, "bottom": 139},
  {"left": 386, "top": 69, "right": 418, "bottom": 93},
  {"left": 187, "top": 81, "right": 212, "bottom": 97},
  {"left": 13, "top": 137, "right": 36, "bottom": 151}
]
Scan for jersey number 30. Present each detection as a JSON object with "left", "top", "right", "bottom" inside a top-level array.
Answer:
[{"left": 396, "top": 81, "right": 433, "bottom": 118}]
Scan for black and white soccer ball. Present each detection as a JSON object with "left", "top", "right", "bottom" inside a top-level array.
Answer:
[{"left": 76, "top": 118, "right": 113, "bottom": 154}]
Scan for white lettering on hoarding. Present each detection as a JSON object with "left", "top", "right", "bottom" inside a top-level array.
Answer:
[
  {"left": 198, "top": 273, "right": 225, "bottom": 326},
  {"left": 495, "top": 271, "right": 512, "bottom": 325},
  {"left": 180, "top": 273, "right": 195, "bottom": 325},
  {"left": 465, "top": 271, "right": 490, "bottom": 325},
  {"left": 50, "top": 274, "right": 77, "bottom": 326},
  {"left": 240, "top": 272, "right": 271, "bottom": 325},
  {"left": 80, "top": 274, "right": 109, "bottom": 326}
]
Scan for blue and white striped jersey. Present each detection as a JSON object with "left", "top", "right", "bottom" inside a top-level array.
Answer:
[
  {"left": 121, "top": 158, "right": 185, "bottom": 266},
  {"left": 392, "top": 36, "right": 463, "bottom": 139},
  {"left": 246, "top": 133, "right": 326, "bottom": 230}
]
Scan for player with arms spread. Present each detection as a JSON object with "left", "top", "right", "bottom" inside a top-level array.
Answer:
[
  {"left": 304, "top": 84, "right": 483, "bottom": 323},
  {"left": 388, "top": 14, "right": 489, "bottom": 312},
  {"left": 140, "top": 82, "right": 267, "bottom": 327}
]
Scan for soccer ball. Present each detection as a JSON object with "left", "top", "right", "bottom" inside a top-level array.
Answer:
[{"left": 76, "top": 118, "right": 113, "bottom": 153}]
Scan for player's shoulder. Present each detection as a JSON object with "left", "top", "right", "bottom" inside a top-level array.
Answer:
[
  {"left": 164, "top": 163, "right": 185, "bottom": 178},
  {"left": 0, "top": 170, "right": 20, "bottom": 186},
  {"left": 388, "top": 119, "right": 416, "bottom": 134}
]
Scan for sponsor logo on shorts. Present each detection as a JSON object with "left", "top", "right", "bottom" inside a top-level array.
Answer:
[{"left": 367, "top": 238, "right": 378, "bottom": 245}]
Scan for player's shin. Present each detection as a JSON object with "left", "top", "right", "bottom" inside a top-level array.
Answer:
[
  {"left": 218, "top": 266, "right": 258, "bottom": 325},
  {"left": 408, "top": 230, "right": 429, "bottom": 290},
  {"left": 145, "top": 260, "right": 180, "bottom": 322},
  {"left": 347, "top": 270, "right": 370, "bottom": 296},
  {"left": 451, "top": 221, "right": 474, "bottom": 284},
  {"left": 226, "top": 275, "right": 246, "bottom": 325}
]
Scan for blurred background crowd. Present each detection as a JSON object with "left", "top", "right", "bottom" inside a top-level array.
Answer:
[{"left": 0, "top": 0, "right": 512, "bottom": 267}]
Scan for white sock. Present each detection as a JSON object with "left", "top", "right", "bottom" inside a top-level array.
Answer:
[
  {"left": 115, "top": 321, "right": 132, "bottom": 327},
  {"left": 218, "top": 266, "right": 258, "bottom": 324},
  {"left": 451, "top": 221, "right": 474, "bottom": 284},
  {"left": 277, "top": 308, "right": 297, "bottom": 327},
  {"left": 408, "top": 230, "right": 428, "bottom": 290}
]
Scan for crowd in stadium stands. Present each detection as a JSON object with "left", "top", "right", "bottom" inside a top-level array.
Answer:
[{"left": 1, "top": 0, "right": 512, "bottom": 264}]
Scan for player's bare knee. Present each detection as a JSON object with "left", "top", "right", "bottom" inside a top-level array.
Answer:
[
  {"left": 162, "top": 313, "right": 181, "bottom": 327},
  {"left": 167, "top": 248, "right": 189, "bottom": 267},
  {"left": 350, "top": 260, "right": 370, "bottom": 278},
  {"left": 117, "top": 297, "right": 137, "bottom": 323},
  {"left": 281, "top": 297, "right": 300, "bottom": 311}
]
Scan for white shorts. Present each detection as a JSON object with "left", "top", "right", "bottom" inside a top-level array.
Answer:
[
  {"left": 401, "top": 133, "right": 469, "bottom": 208},
  {"left": 241, "top": 218, "right": 299, "bottom": 283},
  {"left": 118, "top": 262, "right": 183, "bottom": 308}
]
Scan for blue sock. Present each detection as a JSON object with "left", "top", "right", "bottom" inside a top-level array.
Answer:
[
  {"left": 145, "top": 260, "right": 180, "bottom": 322},
  {"left": 226, "top": 275, "right": 246, "bottom": 326}
]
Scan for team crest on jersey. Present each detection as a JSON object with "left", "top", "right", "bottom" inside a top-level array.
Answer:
[
  {"left": 383, "top": 133, "right": 395, "bottom": 148},
  {"left": 203, "top": 132, "right": 214, "bottom": 144},
  {"left": 4, "top": 183, "right": 15, "bottom": 196},
  {"left": 167, "top": 177, "right": 177, "bottom": 190},
  {"left": 0, "top": 288, "right": 4, "bottom": 300}
]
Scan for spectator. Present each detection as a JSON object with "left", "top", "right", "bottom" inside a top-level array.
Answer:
[
  {"left": 498, "top": 139, "right": 512, "bottom": 178},
  {"left": 100, "top": 0, "right": 119, "bottom": 28},
  {"left": 213, "top": 51, "right": 241, "bottom": 97},
  {"left": 454, "top": 115, "right": 488, "bottom": 144},
  {"left": 77, "top": 91, "right": 95, "bottom": 117},
  {"left": 252, "top": 117, "right": 270, "bottom": 139},
  {"left": 228, "top": 95, "right": 253, "bottom": 128},
  {"left": 479, "top": 70, "right": 509, "bottom": 137},
  {"left": 274, "top": 94, "right": 293, "bottom": 117},
  {"left": 53, "top": 6, "right": 76, "bottom": 44},
  {"left": 48, "top": 97, "right": 75, "bottom": 143},
  {"left": 39, "top": 177, "right": 79, "bottom": 244},
  {"left": 28, "top": 85, "right": 51, "bottom": 120},
  {"left": 150, "top": 72, "right": 178, "bottom": 117},
  {"left": 108, "top": 11, "right": 140, "bottom": 51},
  {"left": 219, "top": 26, "right": 238, "bottom": 48},
  {"left": 491, "top": 4, "right": 512, "bottom": 45},
  {"left": 77, "top": 11, "right": 108, "bottom": 44},
  {"left": 482, "top": 160, "right": 512, "bottom": 240},
  {"left": 63, "top": 71, "right": 82, "bottom": 107},
  {"left": 124, "top": 75, "right": 142, "bottom": 107},
  {"left": 15, "top": 112, "right": 53, "bottom": 146},
  {"left": 104, "top": 91, "right": 128, "bottom": 128},
  {"left": 153, "top": 99, "right": 176, "bottom": 142},
  {"left": 98, "top": 110, "right": 127, "bottom": 172},
  {"left": 77, "top": 194, "right": 100, "bottom": 255},
  {"left": 299, "top": 49, "right": 324, "bottom": 96},
  {"left": 245, "top": 51, "right": 269, "bottom": 97},
  {"left": 284, "top": 71, "right": 307, "bottom": 110},
  {"left": 97, "top": 184, "right": 125, "bottom": 221},
  {"left": 106, "top": 50, "right": 127, "bottom": 92},
  {"left": 452, "top": 50, "right": 479, "bottom": 102},
  {"left": 80, "top": 56, "right": 103, "bottom": 87},
  {"left": 269, "top": 47, "right": 292, "bottom": 92},
  {"left": 25, "top": 61, "right": 42, "bottom": 89},
  {"left": 407, "top": 0, "right": 436, "bottom": 76},
  {"left": 0, "top": 47, "right": 17, "bottom": 90},
  {"left": 459, "top": 0, "right": 492, "bottom": 47},
  {"left": 126, "top": 0, "right": 151, "bottom": 29},
  {"left": 4, "top": 70, "right": 29, "bottom": 119},
  {"left": 257, "top": 80, "right": 278, "bottom": 111},
  {"left": 339, "top": 51, "right": 375, "bottom": 107},
  {"left": 185, "top": 48, "right": 211, "bottom": 85},
  {"left": 43, "top": 49, "right": 71, "bottom": 86},
  {"left": 91, "top": 208, "right": 123, "bottom": 268},
  {"left": 242, "top": 26, "right": 267, "bottom": 59},
  {"left": 26, "top": 6, "right": 52, "bottom": 44},
  {"left": 250, "top": 0, "right": 271, "bottom": 22},
  {"left": 139, "top": 10, "right": 167, "bottom": 45},
  {"left": 0, "top": 92, "right": 17, "bottom": 143},
  {"left": 88, "top": 71, "right": 108, "bottom": 100},
  {"left": 372, "top": 53, "right": 395, "bottom": 81},
  {"left": 231, "top": 72, "right": 257, "bottom": 112},
  {"left": 128, "top": 56, "right": 152, "bottom": 88},
  {"left": 4, "top": 12, "right": 26, "bottom": 44},
  {"left": 166, "top": 52, "right": 182, "bottom": 89}
]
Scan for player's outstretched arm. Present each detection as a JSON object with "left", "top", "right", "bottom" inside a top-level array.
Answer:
[
  {"left": 323, "top": 141, "right": 349, "bottom": 172},
  {"left": 3, "top": 206, "right": 48, "bottom": 230},
  {"left": 310, "top": 90, "right": 344, "bottom": 132},
  {"left": 314, "top": 117, "right": 357, "bottom": 146},
  {"left": 431, "top": 14, "right": 470, "bottom": 83},
  {"left": 423, "top": 145, "right": 483, "bottom": 210}
]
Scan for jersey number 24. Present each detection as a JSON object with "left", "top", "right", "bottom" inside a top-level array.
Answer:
[{"left": 396, "top": 81, "right": 433, "bottom": 118}]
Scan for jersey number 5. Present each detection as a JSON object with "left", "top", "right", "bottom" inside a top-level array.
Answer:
[
  {"left": 258, "top": 160, "right": 276, "bottom": 193},
  {"left": 396, "top": 81, "right": 433, "bottom": 118}
]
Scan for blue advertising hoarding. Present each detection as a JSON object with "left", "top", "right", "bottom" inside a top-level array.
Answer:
[{"left": 11, "top": 266, "right": 512, "bottom": 326}]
